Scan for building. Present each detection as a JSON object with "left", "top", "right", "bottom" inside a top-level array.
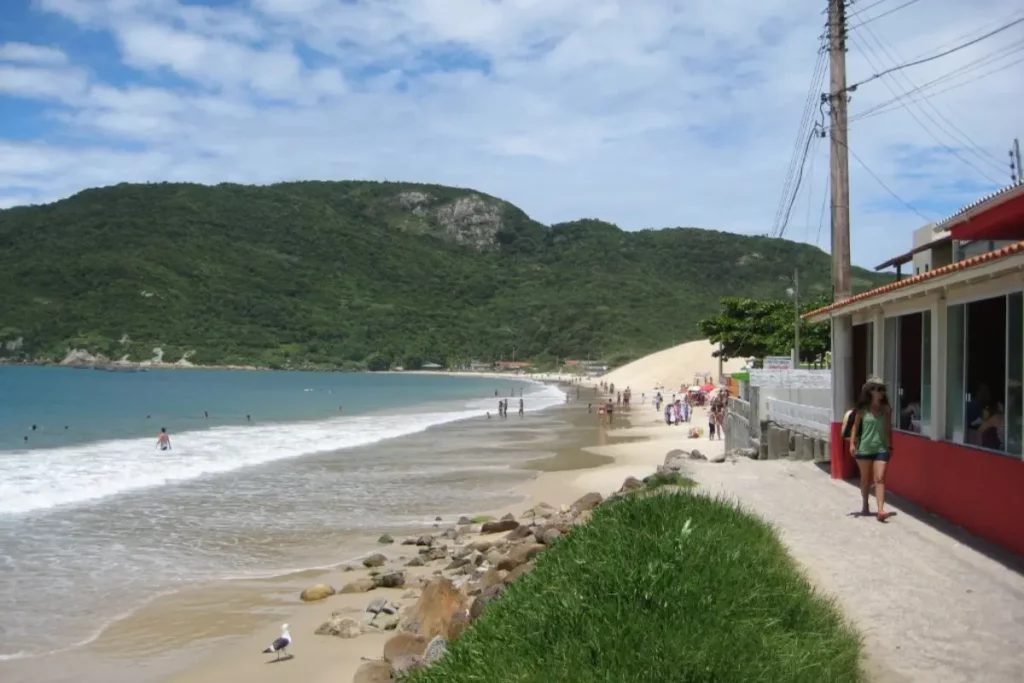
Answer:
[
  {"left": 496, "top": 361, "right": 533, "bottom": 372},
  {"left": 420, "top": 362, "right": 444, "bottom": 371},
  {"left": 804, "top": 182, "right": 1024, "bottom": 557}
]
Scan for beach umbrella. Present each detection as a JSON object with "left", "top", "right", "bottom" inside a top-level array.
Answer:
[
  {"left": 689, "top": 385, "right": 701, "bottom": 392},
  {"left": 701, "top": 383, "right": 715, "bottom": 392}
]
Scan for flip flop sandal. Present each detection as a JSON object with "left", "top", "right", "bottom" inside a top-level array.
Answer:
[{"left": 876, "top": 511, "right": 891, "bottom": 522}]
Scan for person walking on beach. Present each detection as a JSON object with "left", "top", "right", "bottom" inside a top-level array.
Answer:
[
  {"left": 518, "top": 398, "right": 524, "bottom": 418},
  {"left": 708, "top": 406, "right": 717, "bottom": 440},
  {"left": 157, "top": 428, "right": 172, "bottom": 451},
  {"left": 849, "top": 378, "right": 893, "bottom": 521}
]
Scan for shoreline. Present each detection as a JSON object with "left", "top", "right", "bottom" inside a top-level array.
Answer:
[{"left": 167, "top": 403, "right": 716, "bottom": 683}]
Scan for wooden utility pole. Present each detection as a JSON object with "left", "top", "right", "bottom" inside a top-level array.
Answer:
[
  {"left": 828, "top": 0, "right": 853, "bottom": 421},
  {"left": 793, "top": 268, "right": 800, "bottom": 367}
]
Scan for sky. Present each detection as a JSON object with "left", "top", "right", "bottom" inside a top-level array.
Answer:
[{"left": 0, "top": 0, "right": 1021, "bottom": 268}]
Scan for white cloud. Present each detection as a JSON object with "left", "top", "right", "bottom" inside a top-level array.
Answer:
[
  {"left": 4, "top": 0, "right": 1023, "bottom": 268},
  {"left": 0, "top": 41, "right": 68, "bottom": 65}
]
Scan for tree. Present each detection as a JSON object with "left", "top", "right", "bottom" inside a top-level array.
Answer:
[{"left": 697, "top": 295, "right": 832, "bottom": 363}]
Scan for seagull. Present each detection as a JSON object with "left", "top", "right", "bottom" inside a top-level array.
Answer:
[{"left": 262, "top": 623, "right": 292, "bottom": 661}]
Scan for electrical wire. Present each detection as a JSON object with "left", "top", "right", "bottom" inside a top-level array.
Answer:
[
  {"left": 850, "top": 31, "right": 1003, "bottom": 183},
  {"left": 771, "top": 44, "right": 829, "bottom": 239},
  {"left": 778, "top": 127, "right": 822, "bottom": 240},
  {"left": 856, "top": 18, "right": 1009, "bottom": 173},
  {"left": 849, "top": 0, "right": 923, "bottom": 29},
  {"left": 839, "top": 137, "right": 935, "bottom": 222},
  {"left": 844, "top": 16, "right": 1024, "bottom": 92}
]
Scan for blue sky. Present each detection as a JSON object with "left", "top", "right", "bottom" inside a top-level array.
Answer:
[{"left": 1, "top": 0, "right": 1021, "bottom": 268}]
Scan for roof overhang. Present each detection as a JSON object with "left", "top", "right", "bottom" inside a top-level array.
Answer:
[
  {"left": 874, "top": 234, "right": 953, "bottom": 271},
  {"left": 805, "top": 242, "right": 1024, "bottom": 323},
  {"left": 931, "top": 184, "right": 1024, "bottom": 241}
]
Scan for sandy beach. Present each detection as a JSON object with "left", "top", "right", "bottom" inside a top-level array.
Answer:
[{"left": 163, "top": 399, "right": 708, "bottom": 683}]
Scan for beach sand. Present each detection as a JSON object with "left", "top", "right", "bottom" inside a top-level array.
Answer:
[{"left": 160, "top": 400, "right": 710, "bottom": 683}]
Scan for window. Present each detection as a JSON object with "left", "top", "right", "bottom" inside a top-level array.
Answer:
[
  {"left": 885, "top": 310, "right": 931, "bottom": 434},
  {"left": 946, "top": 292, "right": 1023, "bottom": 458}
]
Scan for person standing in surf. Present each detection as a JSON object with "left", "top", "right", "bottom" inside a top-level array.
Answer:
[{"left": 156, "top": 428, "right": 171, "bottom": 451}]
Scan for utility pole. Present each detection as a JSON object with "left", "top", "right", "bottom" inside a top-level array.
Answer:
[
  {"left": 827, "top": 0, "right": 853, "bottom": 424},
  {"left": 1011, "top": 138, "right": 1022, "bottom": 185},
  {"left": 793, "top": 268, "right": 800, "bottom": 367}
]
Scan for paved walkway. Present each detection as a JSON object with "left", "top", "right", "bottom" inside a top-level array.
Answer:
[{"left": 688, "top": 458, "right": 1024, "bottom": 683}]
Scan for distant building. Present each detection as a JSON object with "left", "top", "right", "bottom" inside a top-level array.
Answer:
[
  {"left": 496, "top": 361, "right": 533, "bottom": 371},
  {"left": 421, "top": 362, "right": 444, "bottom": 371},
  {"left": 469, "top": 361, "right": 492, "bottom": 372}
]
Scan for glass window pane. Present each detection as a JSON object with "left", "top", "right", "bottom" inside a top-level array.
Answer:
[
  {"left": 922, "top": 310, "right": 932, "bottom": 425},
  {"left": 946, "top": 304, "right": 965, "bottom": 442},
  {"left": 1007, "top": 293, "right": 1022, "bottom": 457}
]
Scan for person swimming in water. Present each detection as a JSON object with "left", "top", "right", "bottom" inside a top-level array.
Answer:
[{"left": 157, "top": 428, "right": 171, "bottom": 451}]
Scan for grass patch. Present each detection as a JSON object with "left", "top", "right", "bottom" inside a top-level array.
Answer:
[
  {"left": 470, "top": 515, "right": 495, "bottom": 524},
  {"left": 643, "top": 471, "right": 698, "bottom": 490},
  {"left": 412, "top": 492, "right": 863, "bottom": 683}
]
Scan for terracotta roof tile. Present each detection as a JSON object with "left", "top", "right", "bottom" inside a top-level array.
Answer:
[{"left": 803, "top": 240, "right": 1024, "bottom": 319}]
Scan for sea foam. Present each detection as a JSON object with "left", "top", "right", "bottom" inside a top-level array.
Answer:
[{"left": 0, "top": 383, "right": 565, "bottom": 515}]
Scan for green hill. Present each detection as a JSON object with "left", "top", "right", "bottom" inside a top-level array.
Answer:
[{"left": 0, "top": 181, "right": 888, "bottom": 369}]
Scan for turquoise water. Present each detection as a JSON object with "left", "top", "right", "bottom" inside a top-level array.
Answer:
[
  {"left": 0, "top": 367, "right": 565, "bottom": 663},
  {"left": 0, "top": 366, "right": 522, "bottom": 451}
]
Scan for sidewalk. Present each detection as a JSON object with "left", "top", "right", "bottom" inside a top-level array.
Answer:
[{"left": 688, "top": 458, "right": 1024, "bottom": 683}]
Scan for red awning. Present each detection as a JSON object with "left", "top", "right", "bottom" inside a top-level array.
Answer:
[{"left": 946, "top": 185, "right": 1024, "bottom": 242}]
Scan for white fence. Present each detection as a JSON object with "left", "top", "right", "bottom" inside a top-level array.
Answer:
[{"left": 766, "top": 398, "right": 831, "bottom": 436}]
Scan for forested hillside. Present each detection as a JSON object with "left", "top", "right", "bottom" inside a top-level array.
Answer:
[{"left": 0, "top": 181, "right": 888, "bottom": 368}]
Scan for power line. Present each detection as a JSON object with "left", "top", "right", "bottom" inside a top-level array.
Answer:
[
  {"left": 771, "top": 44, "right": 828, "bottom": 239},
  {"left": 847, "top": 0, "right": 903, "bottom": 19},
  {"left": 849, "top": 0, "right": 923, "bottom": 29},
  {"left": 839, "top": 137, "right": 935, "bottom": 222},
  {"left": 850, "top": 28, "right": 1004, "bottom": 182},
  {"left": 844, "top": 16, "right": 1024, "bottom": 92},
  {"left": 834, "top": 39, "right": 1024, "bottom": 125},
  {"left": 778, "top": 127, "right": 822, "bottom": 240}
]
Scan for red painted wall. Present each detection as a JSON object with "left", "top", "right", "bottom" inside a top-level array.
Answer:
[{"left": 888, "top": 432, "right": 1024, "bottom": 557}]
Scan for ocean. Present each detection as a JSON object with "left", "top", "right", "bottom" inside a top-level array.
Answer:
[{"left": 0, "top": 366, "right": 564, "bottom": 666}]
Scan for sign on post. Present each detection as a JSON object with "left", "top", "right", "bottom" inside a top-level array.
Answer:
[{"left": 763, "top": 356, "right": 794, "bottom": 371}]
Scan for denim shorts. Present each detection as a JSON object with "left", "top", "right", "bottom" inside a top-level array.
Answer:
[{"left": 855, "top": 450, "right": 890, "bottom": 462}]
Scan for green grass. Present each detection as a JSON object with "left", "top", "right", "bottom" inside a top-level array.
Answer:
[
  {"left": 470, "top": 515, "right": 495, "bottom": 523},
  {"left": 412, "top": 492, "right": 863, "bottom": 683},
  {"left": 643, "top": 472, "right": 698, "bottom": 490}
]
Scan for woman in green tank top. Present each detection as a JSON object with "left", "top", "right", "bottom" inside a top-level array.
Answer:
[{"left": 850, "top": 378, "right": 893, "bottom": 522}]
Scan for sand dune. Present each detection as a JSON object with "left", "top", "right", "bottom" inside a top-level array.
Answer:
[{"left": 599, "top": 339, "right": 745, "bottom": 393}]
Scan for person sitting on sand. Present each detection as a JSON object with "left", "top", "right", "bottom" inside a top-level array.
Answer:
[{"left": 157, "top": 428, "right": 171, "bottom": 451}]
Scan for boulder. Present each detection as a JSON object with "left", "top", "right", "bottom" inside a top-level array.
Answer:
[
  {"left": 441, "top": 527, "right": 460, "bottom": 540},
  {"left": 619, "top": 476, "right": 644, "bottom": 492},
  {"left": 415, "top": 535, "right": 433, "bottom": 546},
  {"left": 688, "top": 449, "right": 706, "bottom": 460},
  {"left": 389, "top": 654, "right": 426, "bottom": 678},
  {"left": 423, "top": 547, "right": 448, "bottom": 561},
  {"left": 538, "top": 527, "right": 562, "bottom": 545},
  {"left": 447, "top": 609, "right": 470, "bottom": 640},
  {"left": 477, "top": 567, "right": 508, "bottom": 591},
  {"left": 401, "top": 537, "right": 418, "bottom": 545},
  {"left": 480, "top": 519, "right": 519, "bottom": 534},
  {"left": 400, "top": 578, "right": 468, "bottom": 641},
  {"left": 469, "top": 583, "right": 505, "bottom": 620},
  {"left": 352, "top": 660, "right": 392, "bottom": 683},
  {"left": 708, "top": 450, "right": 727, "bottom": 463},
  {"left": 405, "top": 556, "right": 425, "bottom": 567},
  {"left": 378, "top": 533, "right": 394, "bottom": 544},
  {"left": 362, "top": 553, "right": 387, "bottom": 568},
  {"left": 373, "top": 571, "right": 405, "bottom": 589},
  {"left": 300, "top": 583, "right": 336, "bottom": 602},
  {"left": 445, "top": 557, "right": 472, "bottom": 572},
  {"left": 383, "top": 631, "right": 428, "bottom": 661},
  {"left": 530, "top": 502, "right": 557, "bottom": 518},
  {"left": 314, "top": 613, "right": 361, "bottom": 638},
  {"left": 571, "top": 492, "right": 603, "bottom": 512},
  {"left": 366, "top": 597, "right": 389, "bottom": 614},
  {"left": 497, "top": 543, "right": 544, "bottom": 571},
  {"left": 484, "top": 549, "right": 503, "bottom": 567},
  {"left": 457, "top": 515, "right": 473, "bottom": 525},
  {"left": 505, "top": 525, "right": 534, "bottom": 541},
  {"left": 500, "top": 512, "right": 516, "bottom": 522},
  {"left": 469, "top": 539, "right": 493, "bottom": 553},
  {"left": 504, "top": 562, "right": 535, "bottom": 584},
  {"left": 339, "top": 578, "right": 376, "bottom": 594},
  {"left": 368, "top": 612, "right": 401, "bottom": 631},
  {"left": 424, "top": 635, "right": 449, "bottom": 663}
]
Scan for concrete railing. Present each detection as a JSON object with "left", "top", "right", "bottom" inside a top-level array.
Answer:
[{"left": 766, "top": 398, "right": 831, "bottom": 437}]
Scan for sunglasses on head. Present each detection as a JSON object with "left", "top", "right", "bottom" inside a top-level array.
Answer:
[{"left": 870, "top": 385, "right": 886, "bottom": 393}]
